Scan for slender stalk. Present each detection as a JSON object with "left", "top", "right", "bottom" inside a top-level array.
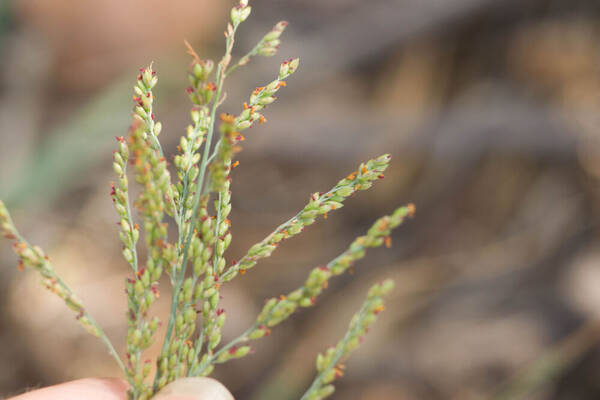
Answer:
[
  {"left": 124, "top": 197, "right": 139, "bottom": 273},
  {"left": 53, "top": 273, "right": 128, "bottom": 376},
  {"left": 187, "top": 330, "right": 205, "bottom": 376},
  {"left": 190, "top": 316, "right": 261, "bottom": 376},
  {"left": 78, "top": 299, "right": 129, "bottom": 380},
  {"left": 225, "top": 40, "right": 262, "bottom": 77},
  {"left": 212, "top": 191, "right": 224, "bottom": 275}
]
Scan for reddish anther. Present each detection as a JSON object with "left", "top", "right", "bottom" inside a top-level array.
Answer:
[{"left": 136, "top": 266, "right": 146, "bottom": 278}]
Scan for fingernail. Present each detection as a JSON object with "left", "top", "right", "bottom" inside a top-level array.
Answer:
[{"left": 153, "top": 377, "right": 234, "bottom": 400}]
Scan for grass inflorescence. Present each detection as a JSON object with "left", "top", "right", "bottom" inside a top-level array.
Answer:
[{"left": 0, "top": 1, "right": 414, "bottom": 399}]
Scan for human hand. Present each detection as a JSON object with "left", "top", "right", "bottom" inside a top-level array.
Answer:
[{"left": 8, "top": 377, "right": 234, "bottom": 400}]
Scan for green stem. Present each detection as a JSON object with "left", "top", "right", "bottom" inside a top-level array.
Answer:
[
  {"left": 85, "top": 307, "right": 130, "bottom": 381},
  {"left": 192, "top": 323, "right": 253, "bottom": 376},
  {"left": 212, "top": 191, "right": 224, "bottom": 275},
  {"left": 187, "top": 330, "right": 205, "bottom": 376},
  {"left": 191, "top": 302, "right": 280, "bottom": 376},
  {"left": 225, "top": 39, "right": 263, "bottom": 77}
]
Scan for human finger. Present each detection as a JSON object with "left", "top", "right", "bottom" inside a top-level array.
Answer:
[
  {"left": 8, "top": 378, "right": 128, "bottom": 400},
  {"left": 152, "top": 377, "right": 234, "bottom": 400}
]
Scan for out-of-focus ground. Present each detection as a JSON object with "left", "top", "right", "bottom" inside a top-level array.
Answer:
[{"left": 2, "top": 0, "right": 600, "bottom": 399}]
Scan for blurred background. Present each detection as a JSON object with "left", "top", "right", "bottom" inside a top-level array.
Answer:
[{"left": 2, "top": 0, "right": 600, "bottom": 399}]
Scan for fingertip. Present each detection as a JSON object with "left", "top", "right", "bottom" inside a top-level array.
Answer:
[
  {"left": 153, "top": 377, "right": 234, "bottom": 400},
  {"left": 9, "top": 378, "right": 129, "bottom": 400},
  {"left": 84, "top": 378, "right": 130, "bottom": 398}
]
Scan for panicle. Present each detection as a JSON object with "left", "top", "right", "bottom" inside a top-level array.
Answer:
[{"left": 0, "top": 4, "right": 415, "bottom": 399}]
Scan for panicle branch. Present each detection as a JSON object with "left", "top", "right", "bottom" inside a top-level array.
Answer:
[
  {"left": 300, "top": 280, "right": 395, "bottom": 400},
  {"left": 0, "top": 201, "right": 129, "bottom": 382},
  {"left": 226, "top": 20, "right": 289, "bottom": 76},
  {"left": 132, "top": 65, "right": 177, "bottom": 220},
  {"left": 220, "top": 154, "right": 392, "bottom": 283},
  {"left": 121, "top": 119, "right": 174, "bottom": 399}
]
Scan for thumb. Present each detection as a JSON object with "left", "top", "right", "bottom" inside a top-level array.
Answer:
[{"left": 152, "top": 377, "right": 234, "bottom": 400}]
